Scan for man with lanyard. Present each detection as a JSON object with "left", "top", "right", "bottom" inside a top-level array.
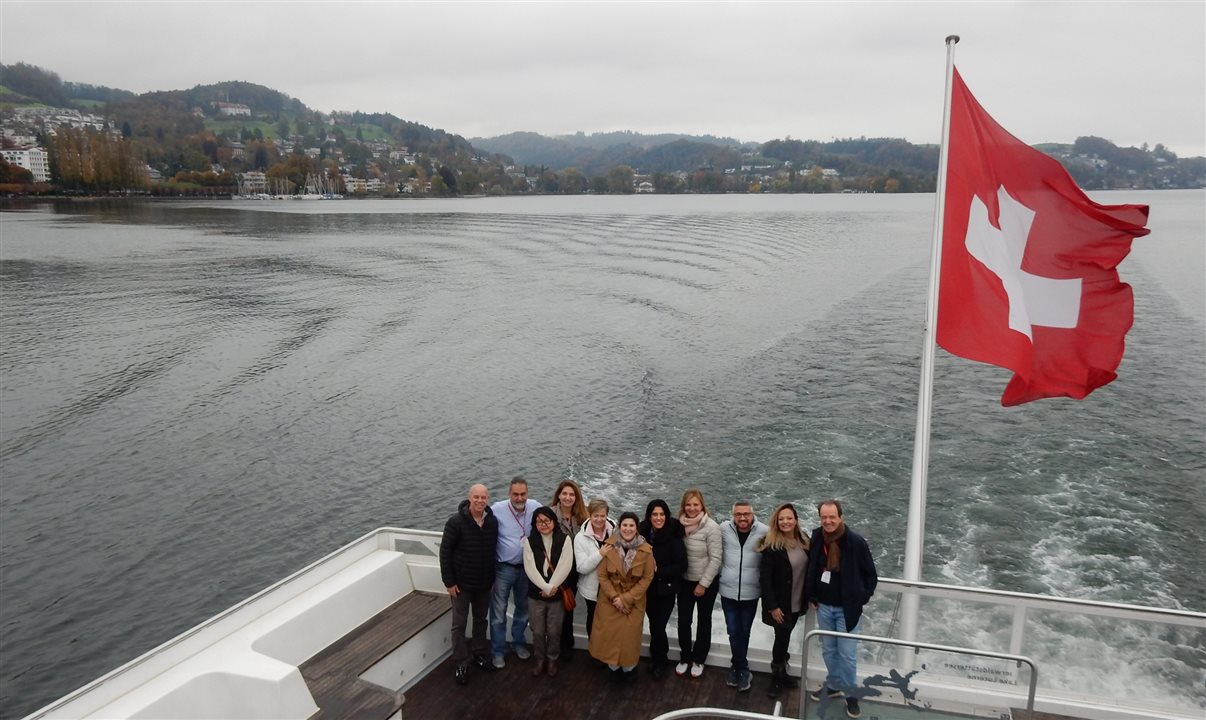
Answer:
[
  {"left": 806, "top": 499, "right": 878, "bottom": 719},
  {"left": 718, "top": 501, "right": 768, "bottom": 693},
  {"left": 489, "top": 475, "right": 541, "bottom": 668}
]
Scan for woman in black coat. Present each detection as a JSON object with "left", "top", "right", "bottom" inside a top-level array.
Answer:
[
  {"left": 758, "top": 502, "right": 811, "bottom": 699},
  {"left": 640, "top": 498, "right": 687, "bottom": 679}
]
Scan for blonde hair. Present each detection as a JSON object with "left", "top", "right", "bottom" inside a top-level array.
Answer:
[
  {"left": 758, "top": 503, "right": 810, "bottom": 552},
  {"left": 552, "top": 479, "right": 589, "bottom": 525},
  {"left": 678, "top": 488, "right": 710, "bottom": 518}
]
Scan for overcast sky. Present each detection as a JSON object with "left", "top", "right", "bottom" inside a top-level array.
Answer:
[{"left": 3, "top": 1, "right": 1203, "bottom": 156}]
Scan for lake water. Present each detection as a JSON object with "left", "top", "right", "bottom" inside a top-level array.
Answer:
[{"left": 1, "top": 192, "right": 1203, "bottom": 717}]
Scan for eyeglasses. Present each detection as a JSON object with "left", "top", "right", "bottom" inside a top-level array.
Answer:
[
  {"left": 733, "top": 512, "right": 753, "bottom": 517},
  {"left": 535, "top": 518, "right": 555, "bottom": 526}
]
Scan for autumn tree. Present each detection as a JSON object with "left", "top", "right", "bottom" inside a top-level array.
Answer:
[
  {"left": 652, "top": 172, "right": 685, "bottom": 193},
  {"left": 47, "top": 127, "right": 146, "bottom": 191},
  {"left": 0, "top": 157, "right": 35, "bottom": 185},
  {"left": 437, "top": 165, "right": 458, "bottom": 194},
  {"left": 458, "top": 169, "right": 481, "bottom": 194},
  {"left": 607, "top": 164, "right": 635, "bottom": 193},
  {"left": 560, "top": 167, "right": 588, "bottom": 194},
  {"left": 537, "top": 169, "right": 560, "bottom": 193},
  {"left": 265, "top": 154, "right": 315, "bottom": 194}
]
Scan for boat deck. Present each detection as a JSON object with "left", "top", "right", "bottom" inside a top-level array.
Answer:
[
  {"left": 397, "top": 648, "right": 1076, "bottom": 720},
  {"left": 401, "top": 648, "right": 805, "bottom": 719},
  {"left": 402, "top": 646, "right": 1085, "bottom": 713}
]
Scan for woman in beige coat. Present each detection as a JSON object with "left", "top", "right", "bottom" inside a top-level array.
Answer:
[{"left": 588, "top": 512, "right": 656, "bottom": 681}]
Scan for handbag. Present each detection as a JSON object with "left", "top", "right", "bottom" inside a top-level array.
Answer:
[{"left": 560, "top": 586, "right": 577, "bottom": 612}]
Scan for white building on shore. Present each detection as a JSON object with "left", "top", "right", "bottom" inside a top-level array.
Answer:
[{"left": 1, "top": 147, "right": 50, "bottom": 182}]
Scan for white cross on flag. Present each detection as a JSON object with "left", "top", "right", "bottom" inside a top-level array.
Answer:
[{"left": 937, "top": 68, "right": 1151, "bottom": 406}]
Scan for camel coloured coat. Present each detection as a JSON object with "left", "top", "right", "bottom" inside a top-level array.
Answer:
[{"left": 588, "top": 538, "right": 656, "bottom": 667}]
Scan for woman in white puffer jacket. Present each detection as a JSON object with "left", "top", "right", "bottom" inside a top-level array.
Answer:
[{"left": 572, "top": 498, "right": 616, "bottom": 639}]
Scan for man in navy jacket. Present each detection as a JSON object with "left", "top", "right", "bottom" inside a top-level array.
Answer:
[{"left": 806, "top": 499, "right": 877, "bottom": 719}]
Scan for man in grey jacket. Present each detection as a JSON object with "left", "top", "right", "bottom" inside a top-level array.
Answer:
[{"left": 719, "top": 501, "right": 769, "bottom": 692}]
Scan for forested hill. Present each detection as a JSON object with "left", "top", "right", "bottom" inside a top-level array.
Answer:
[
  {"left": 471, "top": 131, "right": 754, "bottom": 173},
  {"left": 472, "top": 130, "right": 1205, "bottom": 192},
  {"left": 2, "top": 61, "right": 1202, "bottom": 194}
]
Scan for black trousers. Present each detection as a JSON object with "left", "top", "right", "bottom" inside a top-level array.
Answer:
[
  {"left": 676, "top": 581, "right": 720, "bottom": 664},
  {"left": 450, "top": 588, "right": 491, "bottom": 665},
  {"left": 560, "top": 587, "right": 578, "bottom": 655},
  {"left": 646, "top": 591, "right": 676, "bottom": 665},
  {"left": 770, "top": 610, "right": 802, "bottom": 664},
  {"left": 585, "top": 598, "right": 598, "bottom": 637}
]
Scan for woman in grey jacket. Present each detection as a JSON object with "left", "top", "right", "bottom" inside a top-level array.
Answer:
[{"left": 675, "top": 488, "right": 722, "bottom": 678}]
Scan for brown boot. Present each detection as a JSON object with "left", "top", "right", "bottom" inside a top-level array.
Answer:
[
  {"left": 546, "top": 660, "right": 559, "bottom": 677},
  {"left": 531, "top": 659, "right": 545, "bottom": 676}
]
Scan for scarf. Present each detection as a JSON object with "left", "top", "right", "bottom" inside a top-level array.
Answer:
[
  {"left": 614, "top": 534, "right": 647, "bottom": 573},
  {"left": 556, "top": 507, "right": 577, "bottom": 537},
  {"left": 822, "top": 524, "right": 846, "bottom": 572},
  {"left": 679, "top": 511, "right": 706, "bottom": 535}
]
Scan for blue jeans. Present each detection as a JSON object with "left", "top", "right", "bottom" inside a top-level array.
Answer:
[
  {"left": 490, "top": 562, "right": 529, "bottom": 656},
  {"left": 816, "top": 603, "right": 860, "bottom": 691},
  {"left": 720, "top": 597, "right": 759, "bottom": 672}
]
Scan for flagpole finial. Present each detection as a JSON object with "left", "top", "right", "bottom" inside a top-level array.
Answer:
[{"left": 946, "top": 35, "right": 960, "bottom": 45}]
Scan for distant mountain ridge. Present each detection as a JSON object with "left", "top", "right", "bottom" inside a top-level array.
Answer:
[{"left": 472, "top": 131, "right": 760, "bottom": 176}]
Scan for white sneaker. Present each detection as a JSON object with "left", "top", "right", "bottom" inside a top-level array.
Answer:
[
  {"left": 690, "top": 662, "right": 705, "bottom": 678},
  {"left": 675, "top": 662, "right": 689, "bottom": 676},
  {"left": 514, "top": 644, "right": 531, "bottom": 660}
]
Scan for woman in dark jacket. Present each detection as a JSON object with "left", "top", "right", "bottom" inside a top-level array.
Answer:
[
  {"left": 640, "top": 498, "right": 688, "bottom": 679},
  {"left": 758, "top": 503, "right": 811, "bottom": 699}
]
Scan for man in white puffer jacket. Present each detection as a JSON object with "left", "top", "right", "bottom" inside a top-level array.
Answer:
[{"left": 719, "top": 501, "right": 769, "bottom": 693}]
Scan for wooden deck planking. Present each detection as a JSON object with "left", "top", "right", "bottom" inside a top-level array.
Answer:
[
  {"left": 294, "top": 591, "right": 1076, "bottom": 720},
  {"left": 399, "top": 649, "right": 803, "bottom": 720},
  {"left": 300, "top": 591, "right": 449, "bottom": 720}
]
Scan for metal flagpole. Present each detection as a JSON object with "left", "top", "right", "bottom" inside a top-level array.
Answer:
[{"left": 899, "top": 34, "right": 960, "bottom": 666}]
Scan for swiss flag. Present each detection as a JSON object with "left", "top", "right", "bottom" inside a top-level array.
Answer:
[{"left": 937, "top": 68, "right": 1151, "bottom": 406}]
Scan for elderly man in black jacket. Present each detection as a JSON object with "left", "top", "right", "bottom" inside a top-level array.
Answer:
[{"left": 440, "top": 483, "right": 499, "bottom": 686}]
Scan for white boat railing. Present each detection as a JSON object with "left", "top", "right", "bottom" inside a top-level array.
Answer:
[
  {"left": 653, "top": 707, "right": 785, "bottom": 720},
  {"left": 24, "top": 528, "right": 1206, "bottom": 720},
  {"left": 800, "top": 628, "right": 1038, "bottom": 719},
  {"left": 23, "top": 527, "right": 442, "bottom": 720},
  {"left": 812, "top": 577, "right": 1205, "bottom": 719}
]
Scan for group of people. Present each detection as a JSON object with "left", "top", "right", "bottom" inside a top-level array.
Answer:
[{"left": 438, "top": 476, "right": 878, "bottom": 719}]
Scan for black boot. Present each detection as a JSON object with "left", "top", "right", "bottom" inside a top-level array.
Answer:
[
  {"left": 767, "top": 663, "right": 785, "bottom": 699},
  {"left": 782, "top": 654, "right": 799, "bottom": 688}
]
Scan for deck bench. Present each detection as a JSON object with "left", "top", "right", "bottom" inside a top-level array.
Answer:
[{"left": 299, "top": 591, "right": 449, "bottom": 719}]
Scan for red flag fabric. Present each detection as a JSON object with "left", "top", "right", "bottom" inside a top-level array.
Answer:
[{"left": 937, "top": 67, "right": 1150, "bottom": 406}]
